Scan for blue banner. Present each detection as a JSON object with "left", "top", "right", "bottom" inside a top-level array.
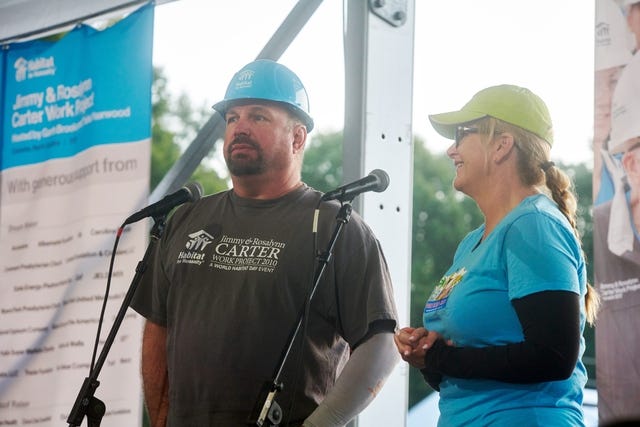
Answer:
[{"left": 2, "top": 3, "right": 154, "bottom": 170}]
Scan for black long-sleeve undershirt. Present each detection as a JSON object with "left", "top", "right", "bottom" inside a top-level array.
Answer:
[{"left": 421, "top": 290, "right": 581, "bottom": 391}]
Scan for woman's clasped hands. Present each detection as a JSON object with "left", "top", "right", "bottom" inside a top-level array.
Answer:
[{"left": 393, "top": 327, "right": 448, "bottom": 369}]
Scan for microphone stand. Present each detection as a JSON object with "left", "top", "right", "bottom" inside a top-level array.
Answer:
[
  {"left": 67, "top": 215, "right": 167, "bottom": 426},
  {"left": 248, "top": 202, "right": 353, "bottom": 427}
]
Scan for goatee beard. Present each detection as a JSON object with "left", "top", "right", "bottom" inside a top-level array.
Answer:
[{"left": 225, "top": 136, "right": 265, "bottom": 176}]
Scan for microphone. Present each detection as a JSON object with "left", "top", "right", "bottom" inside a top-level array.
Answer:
[
  {"left": 124, "top": 182, "right": 203, "bottom": 225},
  {"left": 320, "top": 169, "right": 390, "bottom": 202}
]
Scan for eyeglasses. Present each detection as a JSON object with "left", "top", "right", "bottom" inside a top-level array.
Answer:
[{"left": 454, "top": 126, "right": 479, "bottom": 147}]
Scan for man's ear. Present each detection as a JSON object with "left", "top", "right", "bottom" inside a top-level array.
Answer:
[
  {"left": 622, "top": 150, "right": 639, "bottom": 178},
  {"left": 292, "top": 124, "right": 307, "bottom": 153}
]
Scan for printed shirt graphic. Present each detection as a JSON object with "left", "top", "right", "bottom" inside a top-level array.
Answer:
[
  {"left": 176, "top": 230, "right": 215, "bottom": 265},
  {"left": 173, "top": 227, "right": 287, "bottom": 272},
  {"left": 423, "top": 268, "right": 466, "bottom": 314},
  {"left": 210, "top": 235, "right": 285, "bottom": 273}
]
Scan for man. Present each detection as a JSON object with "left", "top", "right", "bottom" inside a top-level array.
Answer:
[
  {"left": 131, "top": 59, "right": 399, "bottom": 426},
  {"left": 593, "top": 49, "right": 640, "bottom": 423},
  {"left": 594, "top": 0, "right": 634, "bottom": 204}
]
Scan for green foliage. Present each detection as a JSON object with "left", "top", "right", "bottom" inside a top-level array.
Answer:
[
  {"left": 563, "top": 162, "right": 594, "bottom": 280},
  {"left": 302, "top": 132, "right": 344, "bottom": 192},
  {"left": 151, "top": 68, "right": 181, "bottom": 190},
  {"left": 151, "top": 67, "right": 228, "bottom": 195}
]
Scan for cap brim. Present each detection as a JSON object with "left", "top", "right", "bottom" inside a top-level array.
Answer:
[
  {"left": 428, "top": 110, "right": 488, "bottom": 140},
  {"left": 610, "top": 137, "right": 640, "bottom": 155},
  {"left": 212, "top": 98, "right": 314, "bottom": 132},
  {"left": 212, "top": 100, "right": 226, "bottom": 115},
  {"left": 212, "top": 98, "right": 261, "bottom": 115}
]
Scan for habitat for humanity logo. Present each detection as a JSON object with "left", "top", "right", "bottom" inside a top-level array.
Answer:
[
  {"left": 595, "top": 20, "right": 612, "bottom": 48},
  {"left": 14, "top": 56, "right": 56, "bottom": 82},
  {"left": 234, "top": 69, "right": 255, "bottom": 90},
  {"left": 176, "top": 230, "right": 215, "bottom": 265}
]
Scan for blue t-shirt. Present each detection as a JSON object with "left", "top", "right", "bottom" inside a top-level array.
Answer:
[{"left": 423, "top": 194, "right": 588, "bottom": 427}]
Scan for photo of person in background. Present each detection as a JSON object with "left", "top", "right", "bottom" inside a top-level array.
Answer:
[
  {"left": 593, "top": 45, "right": 640, "bottom": 424},
  {"left": 594, "top": 0, "right": 634, "bottom": 205}
]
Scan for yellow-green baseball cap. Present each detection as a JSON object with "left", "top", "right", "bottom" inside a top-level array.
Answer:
[{"left": 428, "top": 84, "right": 554, "bottom": 146}]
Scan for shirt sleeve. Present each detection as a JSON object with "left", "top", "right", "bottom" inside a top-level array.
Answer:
[
  {"left": 333, "top": 214, "right": 398, "bottom": 347},
  {"left": 422, "top": 290, "right": 581, "bottom": 385},
  {"left": 504, "top": 212, "right": 583, "bottom": 299}
]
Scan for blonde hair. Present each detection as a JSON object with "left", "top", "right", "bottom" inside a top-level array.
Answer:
[{"left": 477, "top": 118, "right": 600, "bottom": 325}]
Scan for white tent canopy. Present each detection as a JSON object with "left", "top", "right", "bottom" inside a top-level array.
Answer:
[{"left": 0, "top": 0, "right": 172, "bottom": 43}]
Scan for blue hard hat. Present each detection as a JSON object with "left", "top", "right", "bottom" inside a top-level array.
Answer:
[{"left": 213, "top": 59, "right": 314, "bottom": 131}]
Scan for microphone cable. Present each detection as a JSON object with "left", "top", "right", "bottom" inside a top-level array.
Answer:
[
  {"left": 89, "top": 224, "right": 125, "bottom": 375},
  {"left": 281, "top": 200, "right": 323, "bottom": 426}
]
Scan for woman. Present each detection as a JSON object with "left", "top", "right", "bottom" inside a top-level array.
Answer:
[{"left": 395, "top": 85, "right": 599, "bottom": 426}]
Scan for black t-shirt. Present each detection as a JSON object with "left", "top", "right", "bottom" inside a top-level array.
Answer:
[{"left": 130, "top": 184, "right": 397, "bottom": 425}]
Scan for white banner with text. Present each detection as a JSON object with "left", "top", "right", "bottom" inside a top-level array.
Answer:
[{"left": 0, "top": 4, "right": 154, "bottom": 426}]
